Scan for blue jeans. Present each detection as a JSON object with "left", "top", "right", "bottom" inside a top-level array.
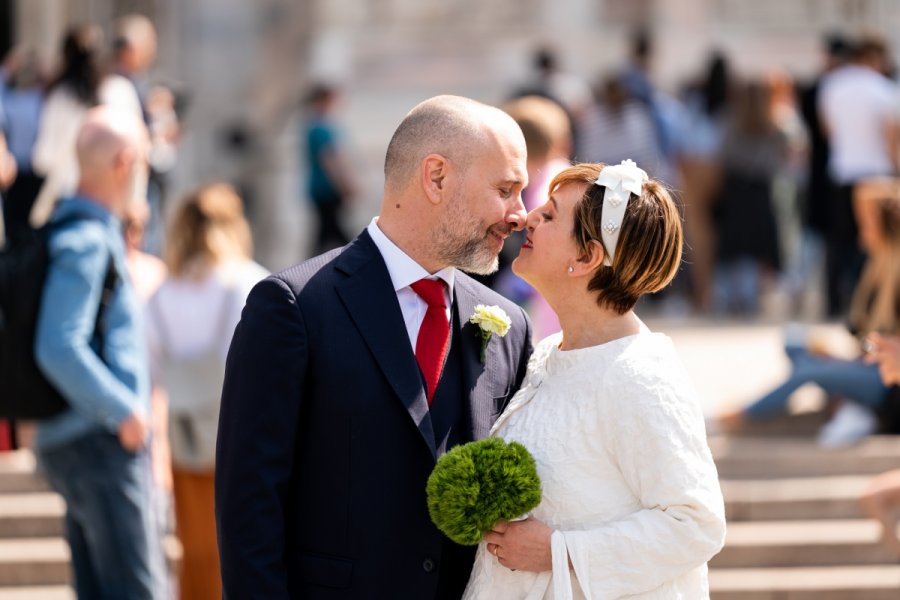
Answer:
[
  {"left": 37, "top": 432, "right": 165, "bottom": 600},
  {"left": 744, "top": 344, "right": 889, "bottom": 420}
]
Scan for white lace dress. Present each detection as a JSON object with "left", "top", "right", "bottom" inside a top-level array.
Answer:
[{"left": 463, "top": 330, "right": 726, "bottom": 600}]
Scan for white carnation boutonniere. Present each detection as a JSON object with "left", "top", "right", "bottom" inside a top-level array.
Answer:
[{"left": 469, "top": 304, "right": 512, "bottom": 363}]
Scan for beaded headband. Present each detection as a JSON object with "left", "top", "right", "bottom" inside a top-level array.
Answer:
[{"left": 593, "top": 159, "right": 648, "bottom": 266}]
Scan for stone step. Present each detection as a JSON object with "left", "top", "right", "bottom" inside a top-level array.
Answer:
[
  {"left": 0, "top": 493, "right": 64, "bottom": 538},
  {"left": 712, "top": 519, "right": 899, "bottom": 568},
  {"left": 713, "top": 410, "right": 833, "bottom": 439},
  {"left": 0, "top": 586, "right": 73, "bottom": 600},
  {"left": 711, "top": 435, "right": 900, "bottom": 479},
  {"left": 0, "top": 452, "right": 49, "bottom": 494},
  {"left": 0, "top": 539, "right": 69, "bottom": 586},
  {"left": 709, "top": 565, "right": 900, "bottom": 599},
  {"left": 0, "top": 536, "right": 182, "bottom": 587},
  {"left": 722, "top": 475, "right": 872, "bottom": 521}
]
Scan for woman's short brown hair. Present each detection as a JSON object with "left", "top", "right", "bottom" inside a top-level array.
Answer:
[
  {"left": 547, "top": 163, "right": 683, "bottom": 314},
  {"left": 165, "top": 183, "right": 253, "bottom": 278}
]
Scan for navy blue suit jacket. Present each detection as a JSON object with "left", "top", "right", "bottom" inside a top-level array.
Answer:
[{"left": 215, "top": 231, "right": 533, "bottom": 599}]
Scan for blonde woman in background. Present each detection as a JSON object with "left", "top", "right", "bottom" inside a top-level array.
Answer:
[{"left": 145, "top": 183, "right": 267, "bottom": 600}]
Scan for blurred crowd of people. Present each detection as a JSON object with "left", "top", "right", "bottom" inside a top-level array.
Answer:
[
  {"left": 0, "top": 17, "right": 178, "bottom": 252},
  {"left": 500, "top": 31, "right": 898, "bottom": 326},
  {"left": 4, "top": 15, "right": 900, "bottom": 594},
  {"left": 498, "top": 32, "right": 900, "bottom": 560},
  {"left": 0, "top": 16, "right": 262, "bottom": 600}
]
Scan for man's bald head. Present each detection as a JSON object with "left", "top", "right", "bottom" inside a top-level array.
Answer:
[
  {"left": 75, "top": 107, "right": 149, "bottom": 214},
  {"left": 76, "top": 107, "right": 147, "bottom": 174},
  {"left": 114, "top": 14, "right": 157, "bottom": 73},
  {"left": 383, "top": 95, "right": 522, "bottom": 193}
]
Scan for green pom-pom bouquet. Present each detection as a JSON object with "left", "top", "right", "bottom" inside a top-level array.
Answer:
[{"left": 426, "top": 437, "right": 542, "bottom": 545}]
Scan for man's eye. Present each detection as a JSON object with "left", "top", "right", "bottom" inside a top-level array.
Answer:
[{"left": 499, "top": 188, "right": 513, "bottom": 199}]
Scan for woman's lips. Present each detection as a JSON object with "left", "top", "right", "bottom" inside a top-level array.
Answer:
[{"left": 522, "top": 236, "right": 533, "bottom": 249}]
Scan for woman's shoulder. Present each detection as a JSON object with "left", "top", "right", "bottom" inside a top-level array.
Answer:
[
  {"left": 99, "top": 75, "right": 142, "bottom": 117},
  {"left": 40, "top": 85, "right": 87, "bottom": 121},
  {"left": 606, "top": 332, "right": 693, "bottom": 395},
  {"left": 597, "top": 334, "right": 705, "bottom": 438},
  {"left": 99, "top": 74, "right": 135, "bottom": 97},
  {"left": 214, "top": 259, "right": 270, "bottom": 294}
]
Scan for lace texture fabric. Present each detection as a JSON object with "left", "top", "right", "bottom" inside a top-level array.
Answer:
[{"left": 463, "top": 331, "right": 726, "bottom": 600}]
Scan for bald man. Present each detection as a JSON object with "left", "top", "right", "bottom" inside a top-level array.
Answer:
[
  {"left": 114, "top": 14, "right": 157, "bottom": 77},
  {"left": 216, "top": 95, "right": 533, "bottom": 599},
  {"left": 33, "top": 107, "right": 165, "bottom": 599}
]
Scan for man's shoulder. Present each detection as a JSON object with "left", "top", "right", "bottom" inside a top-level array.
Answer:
[
  {"left": 47, "top": 216, "right": 107, "bottom": 258},
  {"left": 264, "top": 241, "right": 357, "bottom": 296},
  {"left": 824, "top": 66, "right": 889, "bottom": 93}
]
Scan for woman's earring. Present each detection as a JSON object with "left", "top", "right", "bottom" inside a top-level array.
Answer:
[{"left": 567, "top": 266, "right": 574, "bottom": 273}]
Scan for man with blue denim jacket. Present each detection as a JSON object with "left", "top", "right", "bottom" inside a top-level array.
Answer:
[{"left": 33, "top": 107, "right": 164, "bottom": 599}]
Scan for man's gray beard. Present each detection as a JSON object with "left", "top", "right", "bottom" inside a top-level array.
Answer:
[
  {"left": 435, "top": 187, "right": 503, "bottom": 275},
  {"left": 435, "top": 230, "right": 500, "bottom": 275}
]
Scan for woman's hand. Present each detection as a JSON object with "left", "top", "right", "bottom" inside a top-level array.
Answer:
[
  {"left": 483, "top": 517, "right": 553, "bottom": 572},
  {"left": 866, "top": 333, "right": 900, "bottom": 385}
]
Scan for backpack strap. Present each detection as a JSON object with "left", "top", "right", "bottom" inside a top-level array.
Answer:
[{"left": 93, "top": 255, "right": 118, "bottom": 362}]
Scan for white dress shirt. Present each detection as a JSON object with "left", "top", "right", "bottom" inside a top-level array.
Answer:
[
  {"left": 367, "top": 218, "right": 455, "bottom": 352},
  {"left": 819, "top": 64, "right": 899, "bottom": 184}
]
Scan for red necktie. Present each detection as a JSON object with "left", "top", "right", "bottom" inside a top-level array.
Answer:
[{"left": 410, "top": 279, "right": 450, "bottom": 405}]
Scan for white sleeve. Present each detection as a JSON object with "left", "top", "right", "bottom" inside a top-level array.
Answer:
[
  {"left": 30, "top": 91, "right": 86, "bottom": 225},
  {"left": 143, "top": 290, "right": 165, "bottom": 385},
  {"left": 560, "top": 368, "right": 726, "bottom": 598},
  {"left": 878, "top": 81, "right": 900, "bottom": 120},
  {"left": 31, "top": 91, "right": 76, "bottom": 176}
]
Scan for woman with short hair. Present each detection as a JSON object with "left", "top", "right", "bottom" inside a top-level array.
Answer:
[{"left": 464, "top": 160, "right": 725, "bottom": 599}]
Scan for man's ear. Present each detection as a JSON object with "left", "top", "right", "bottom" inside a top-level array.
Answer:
[
  {"left": 421, "top": 153, "right": 450, "bottom": 205},
  {"left": 570, "top": 240, "right": 606, "bottom": 277},
  {"left": 113, "top": 146, "right": 136, "bottom": 177}
]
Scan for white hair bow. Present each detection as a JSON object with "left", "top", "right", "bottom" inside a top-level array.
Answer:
[{"left": 594, "top": 159, "right": 648, "bottom": 266}]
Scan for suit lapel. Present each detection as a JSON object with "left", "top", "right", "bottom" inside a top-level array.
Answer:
[
  {"left": 454, "top": 276, "right": 495, "bottom": 441},
  {"left": 335, "top": 233, "right": 436, "bottom": 458}
]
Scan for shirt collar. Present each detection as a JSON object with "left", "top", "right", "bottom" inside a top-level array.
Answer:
[{"left": 367, "top": 218, "right": 456, "bottom": 294}]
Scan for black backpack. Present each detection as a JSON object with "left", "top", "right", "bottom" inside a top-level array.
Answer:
[{"left": 0, "top": 215, "right": 118, "bottom": 419}]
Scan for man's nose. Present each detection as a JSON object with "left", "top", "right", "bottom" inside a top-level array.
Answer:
[{"left": 506, "top": 194, "right": 527, "bottom": 231}]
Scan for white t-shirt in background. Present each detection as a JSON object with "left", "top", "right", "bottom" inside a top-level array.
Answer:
[{"left": 819, "top": 64, "right": 898, "bottom": 184}]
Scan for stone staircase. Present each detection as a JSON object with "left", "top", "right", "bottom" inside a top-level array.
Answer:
[
  {"left": 2, "top": 434, "right": 900, "bottom": 598},
  {"left": 0, "top": 450, "right": 72, "bottom": 599},
  {"left": 709, "top": 434, "right": 900, "bottom": 599},
  {"left": 0, "top": 449, "right": 180, "bottom": 599}
]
